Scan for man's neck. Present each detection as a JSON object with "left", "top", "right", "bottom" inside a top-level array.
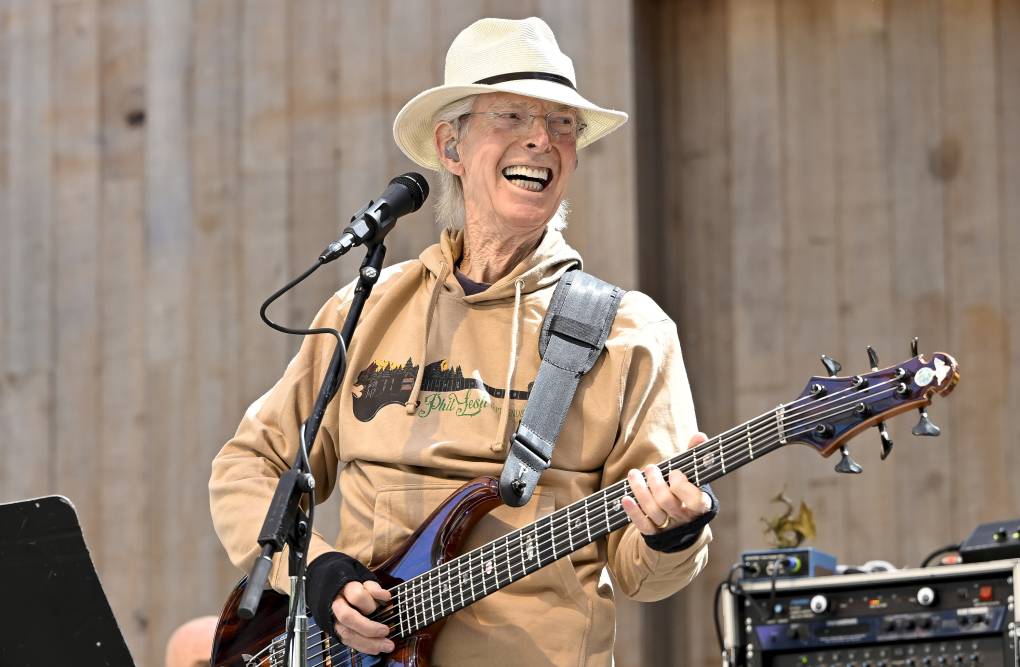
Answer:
[{"left": 458, "top": 220, "right": 545, "bottom": 284}]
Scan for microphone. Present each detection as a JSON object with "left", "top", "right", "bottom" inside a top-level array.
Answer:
[{"left": 319, "top": 172, "right": 429, "bottom": 262}]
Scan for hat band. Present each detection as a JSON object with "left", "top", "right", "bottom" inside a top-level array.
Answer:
[{"left": 473, "top": 71, "right": 576, "bottom": 91}]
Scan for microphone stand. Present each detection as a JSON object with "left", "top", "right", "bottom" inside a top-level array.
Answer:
[{"left": 238, "top": 240, "right": 388, "bottom": 666}]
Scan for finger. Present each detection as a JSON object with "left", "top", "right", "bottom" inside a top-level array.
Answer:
[
  {"left": 332, "top": 592, "right": 390, "bottom": 639},
  {"left": 334, "top": 624, "right": 395, "bottom": 655},
  {"left": 343, "top": 580, "right": 386, "bottom": 617},
  {"left": 626, "top": 468, "right": 664, "bottom": 524},
  {"left": 363, "top": 579, "right": 392, "bottom": 603},
  {"left": 644, "top": 464, "right": 686, "bottom": 520},
  {"left": 621, "top": 495, "right": 657, "bottom": 535},
  {"left": 668, "top": 470, "right": 710, "bottom": 518},
  {"left": 687, "top": 431, "right": 709, "bottom": 449}
]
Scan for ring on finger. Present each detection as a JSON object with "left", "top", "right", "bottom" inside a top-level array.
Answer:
[{"left": 655, "top": 514, "right": 672, "bottom": 530}]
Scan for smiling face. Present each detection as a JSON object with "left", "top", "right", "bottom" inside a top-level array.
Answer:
[{"left": 434, "top": 92, "right": 578, "bottom": 237}]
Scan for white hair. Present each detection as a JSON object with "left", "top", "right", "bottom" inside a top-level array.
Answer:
[{"left": 431, "top": 96, "right": 569, "bottom": 231}]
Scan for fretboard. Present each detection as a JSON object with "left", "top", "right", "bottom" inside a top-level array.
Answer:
[{"left": 389, "top": 403, "right": 795, "bottom": 638}]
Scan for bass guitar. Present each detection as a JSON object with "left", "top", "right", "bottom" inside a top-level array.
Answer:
[{"left": 212, "top": 350, "right": 959, "bottom": 667}]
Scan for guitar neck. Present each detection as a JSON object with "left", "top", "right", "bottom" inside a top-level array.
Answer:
[{"left": 390, "top": 404, "right": 792, "bottom": 638}]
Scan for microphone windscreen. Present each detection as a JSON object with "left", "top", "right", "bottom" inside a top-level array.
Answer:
[{"left": 390, "top": 172, "right": 430, "bottom": 212}]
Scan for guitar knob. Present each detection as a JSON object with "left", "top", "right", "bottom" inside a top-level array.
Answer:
[
  {"left": 912, "top": 409, "right": 941, "bottom": 437},
  {"left": 821, "top": 354, "right": 842, "bottom": 377},
  {"left": 909, "top": 337, "right": 941, "bottom": 437},
  {"left": 835, "top": 446, "right": 863, "bottom": 474}
]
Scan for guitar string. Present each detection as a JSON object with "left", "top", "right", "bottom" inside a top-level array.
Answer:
[
  {"left": 291, "top": 378, "right": 908, "bottom": 664},
  {"left": 300, "top": 377, "right": 908, "bottom": 665}
]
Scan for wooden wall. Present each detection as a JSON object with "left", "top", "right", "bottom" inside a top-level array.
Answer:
[
  {"left": 0, "top": 1, "right": 637, "bottom": 665},
  {"left": 3, "top": 1, "right": 1017, "bottom": 666},
  {"left": 635, "top": 0, "right": 1020, "bottom": 665}
]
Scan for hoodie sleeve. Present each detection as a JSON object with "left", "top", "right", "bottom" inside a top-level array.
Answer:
[
  {"left": 601, "top": 314, "right": 712, "bottom": 602},
  {"left": 209, "top": 293, "right": 349, "bottom": 593}
]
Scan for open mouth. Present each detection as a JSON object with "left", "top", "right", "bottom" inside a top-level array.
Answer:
[{"left": 502, "top": 165, "right": 552, "bottom": 192}]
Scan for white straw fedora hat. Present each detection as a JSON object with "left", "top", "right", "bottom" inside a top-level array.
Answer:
[{"left": 393, "top": 17, "right": 629, "bottom": 171}]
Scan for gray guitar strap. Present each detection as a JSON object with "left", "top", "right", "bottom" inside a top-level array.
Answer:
[{"left": 499, "top": 269, "right": 625, "bottom": 507}]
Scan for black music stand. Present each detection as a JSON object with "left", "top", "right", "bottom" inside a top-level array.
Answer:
[{"left": 0, "top": 495, "right": 135, "bottom": 667}]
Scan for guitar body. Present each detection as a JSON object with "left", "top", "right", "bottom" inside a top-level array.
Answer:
[{"left": 211, "top": 477, "right": 503, "bottom": 667}]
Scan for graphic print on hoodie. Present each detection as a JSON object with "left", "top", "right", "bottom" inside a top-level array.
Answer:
[{"left": 352, "top": 358, "right": 534, "bottom": 421}]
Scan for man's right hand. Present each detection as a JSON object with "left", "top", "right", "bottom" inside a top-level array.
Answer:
[{"left": 331, "top": 579, "right": 395, "bottom": 655}]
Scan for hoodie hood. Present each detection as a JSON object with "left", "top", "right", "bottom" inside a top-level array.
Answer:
[{"left": 419, "top": 219, "right": 582, "bottom": 302}]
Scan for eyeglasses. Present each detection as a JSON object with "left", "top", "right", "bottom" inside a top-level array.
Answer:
[{"left": 458, "top": 109, "right": 587, "bottom": 143}]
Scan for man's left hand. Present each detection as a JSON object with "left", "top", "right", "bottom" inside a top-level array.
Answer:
[{"left": 621, "top": 431, "right": 712, "bottom": 535}]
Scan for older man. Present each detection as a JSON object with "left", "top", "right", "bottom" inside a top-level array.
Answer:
[{"left": 211, "top": 17, "right": 716, "bottom": 666}]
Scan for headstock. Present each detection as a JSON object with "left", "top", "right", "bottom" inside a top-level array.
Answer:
[{"left": 784, "top": 349, "right": 959, "bottom": 464}]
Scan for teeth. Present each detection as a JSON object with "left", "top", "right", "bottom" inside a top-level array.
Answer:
[
  {"left": 502, "top": 165, "right": 551, "bottom": 181},
  {"left": 508, "top": 179, "right": 544, "bottom": 192}
]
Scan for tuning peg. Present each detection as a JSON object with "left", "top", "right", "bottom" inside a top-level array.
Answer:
[
  {"left": 821, "top": 354, "right": 842, "bottom": 377},
  {"left": 912, "top": 408, "right": 941, "bottom": 437},
  {"left": 877, "top": 422, "right": 894, "bottom": 459},
  {"left": 908, "top": 337, "right": 942, "bottom": 437},
  {"left": 866, "top": 345, "right": 879, "bottom": 370},
  {"left": 834, "top": 446, "right": 863, "bottom": 474}
]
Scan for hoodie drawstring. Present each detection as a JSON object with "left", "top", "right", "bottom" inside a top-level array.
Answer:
[
  {"left": 405, "top": 262, "right": 450, "bottom": 414},
  {"left": 491, "top": 277, "right": 525, "bottom": 451}
]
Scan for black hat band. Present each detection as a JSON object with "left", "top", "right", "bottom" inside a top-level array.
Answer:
[{"left": 473, "top": 71, "right": 576, "bottom": 90}]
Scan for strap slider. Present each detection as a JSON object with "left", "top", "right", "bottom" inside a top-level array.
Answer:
[
  {"left": 511, "top": 430, "right": 551, "bottom": 469},
  {"left": 548, "top": 314, "right": 602, "bottom": 348}
]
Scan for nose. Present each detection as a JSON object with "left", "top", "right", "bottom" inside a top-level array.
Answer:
[{"left": 522, "top": 116, "right": 552, "bottom": 151}]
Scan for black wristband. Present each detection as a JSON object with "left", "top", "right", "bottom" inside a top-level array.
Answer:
[
  {"left": 643, "top": 484, "right": 719, "bottom": 553},
  {"left": 306, "top": 551, "right": 379, "bottom": 640}
]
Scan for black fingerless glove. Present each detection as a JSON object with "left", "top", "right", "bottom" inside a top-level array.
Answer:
[
  {"left": 642, "top": 484, "right": 719, "bottom": 554},
  {"left": 306, "top": 551, "right": 379, "bottom": 640}
]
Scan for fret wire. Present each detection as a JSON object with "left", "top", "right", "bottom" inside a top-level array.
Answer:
[
  {"left": 398, "top": 594, "right": 406, "bottom": 639},
  {"left": 502, "top": 535, "right": 512, "bottom": 587},
  {"left": 427, "top": 567, "right": 437, "bottom": 624},
  {"left": 457, "top": 548, "right": 467, "bottom": 612}
]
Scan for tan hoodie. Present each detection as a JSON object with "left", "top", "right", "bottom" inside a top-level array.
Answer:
[{"left": 210, "top": 224, "right": 711, "bottom": 666}]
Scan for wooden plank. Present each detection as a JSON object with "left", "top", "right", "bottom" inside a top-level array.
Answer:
[
  {"left": 728, "top": 0, "right": 787, "bottom": 558},
  {"left": 144, "top": 0, "right": 194, "bottom": 657},
  {"left": 97, "top": 0, "right": 149, "bottom": 660},
  {"left": 775, "top": 0, "right": 843, "bottom": 561},
  {"left": 998, "top": 0, "right": 1020, "bottom": 517},
  {"left": 661, "top": 2, "right": 735, "bottom": 664},
  {"left": 886, "top": 0, "right": 953, "bottom": 567},
  {"left": 239, "top": 0, "right": 290, "bottom": 397},
  {"left": 52, "top": 0, "right": 102, "bottom": 545},
  {"left": 940, "top": 0, "right": 1006, "bottom": 535},
  {"left": 383, "top": 0, "right": 436, "bottom": 263},
  {"left": 188, "top": 0, "right": 246, "bottom": 617},
  {"left": 337, "top": 0, "right": 390, "bottom": 296},
  {"left": 287, "top": 0, "right": 340, "bottom": 331},
  {"left": 831, "top": 0, "right": 897, "bottom": 564},
  {"left": 2, "top": 0, "right": 54, "bottom": 503},
  {"left": 0, "top": 0, "right": 12, "bottom": 499},
  {"left": 569, "top": 0, "right": 636, "bottom": 290}
]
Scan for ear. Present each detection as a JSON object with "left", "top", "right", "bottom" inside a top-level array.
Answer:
[{"left": 434, "top": 121, "right": 465, "bottom": 176}]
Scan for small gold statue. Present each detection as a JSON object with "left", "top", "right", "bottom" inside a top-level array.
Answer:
[{"left": 760, "top": 488, "right": 817, "bottom": 548}]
